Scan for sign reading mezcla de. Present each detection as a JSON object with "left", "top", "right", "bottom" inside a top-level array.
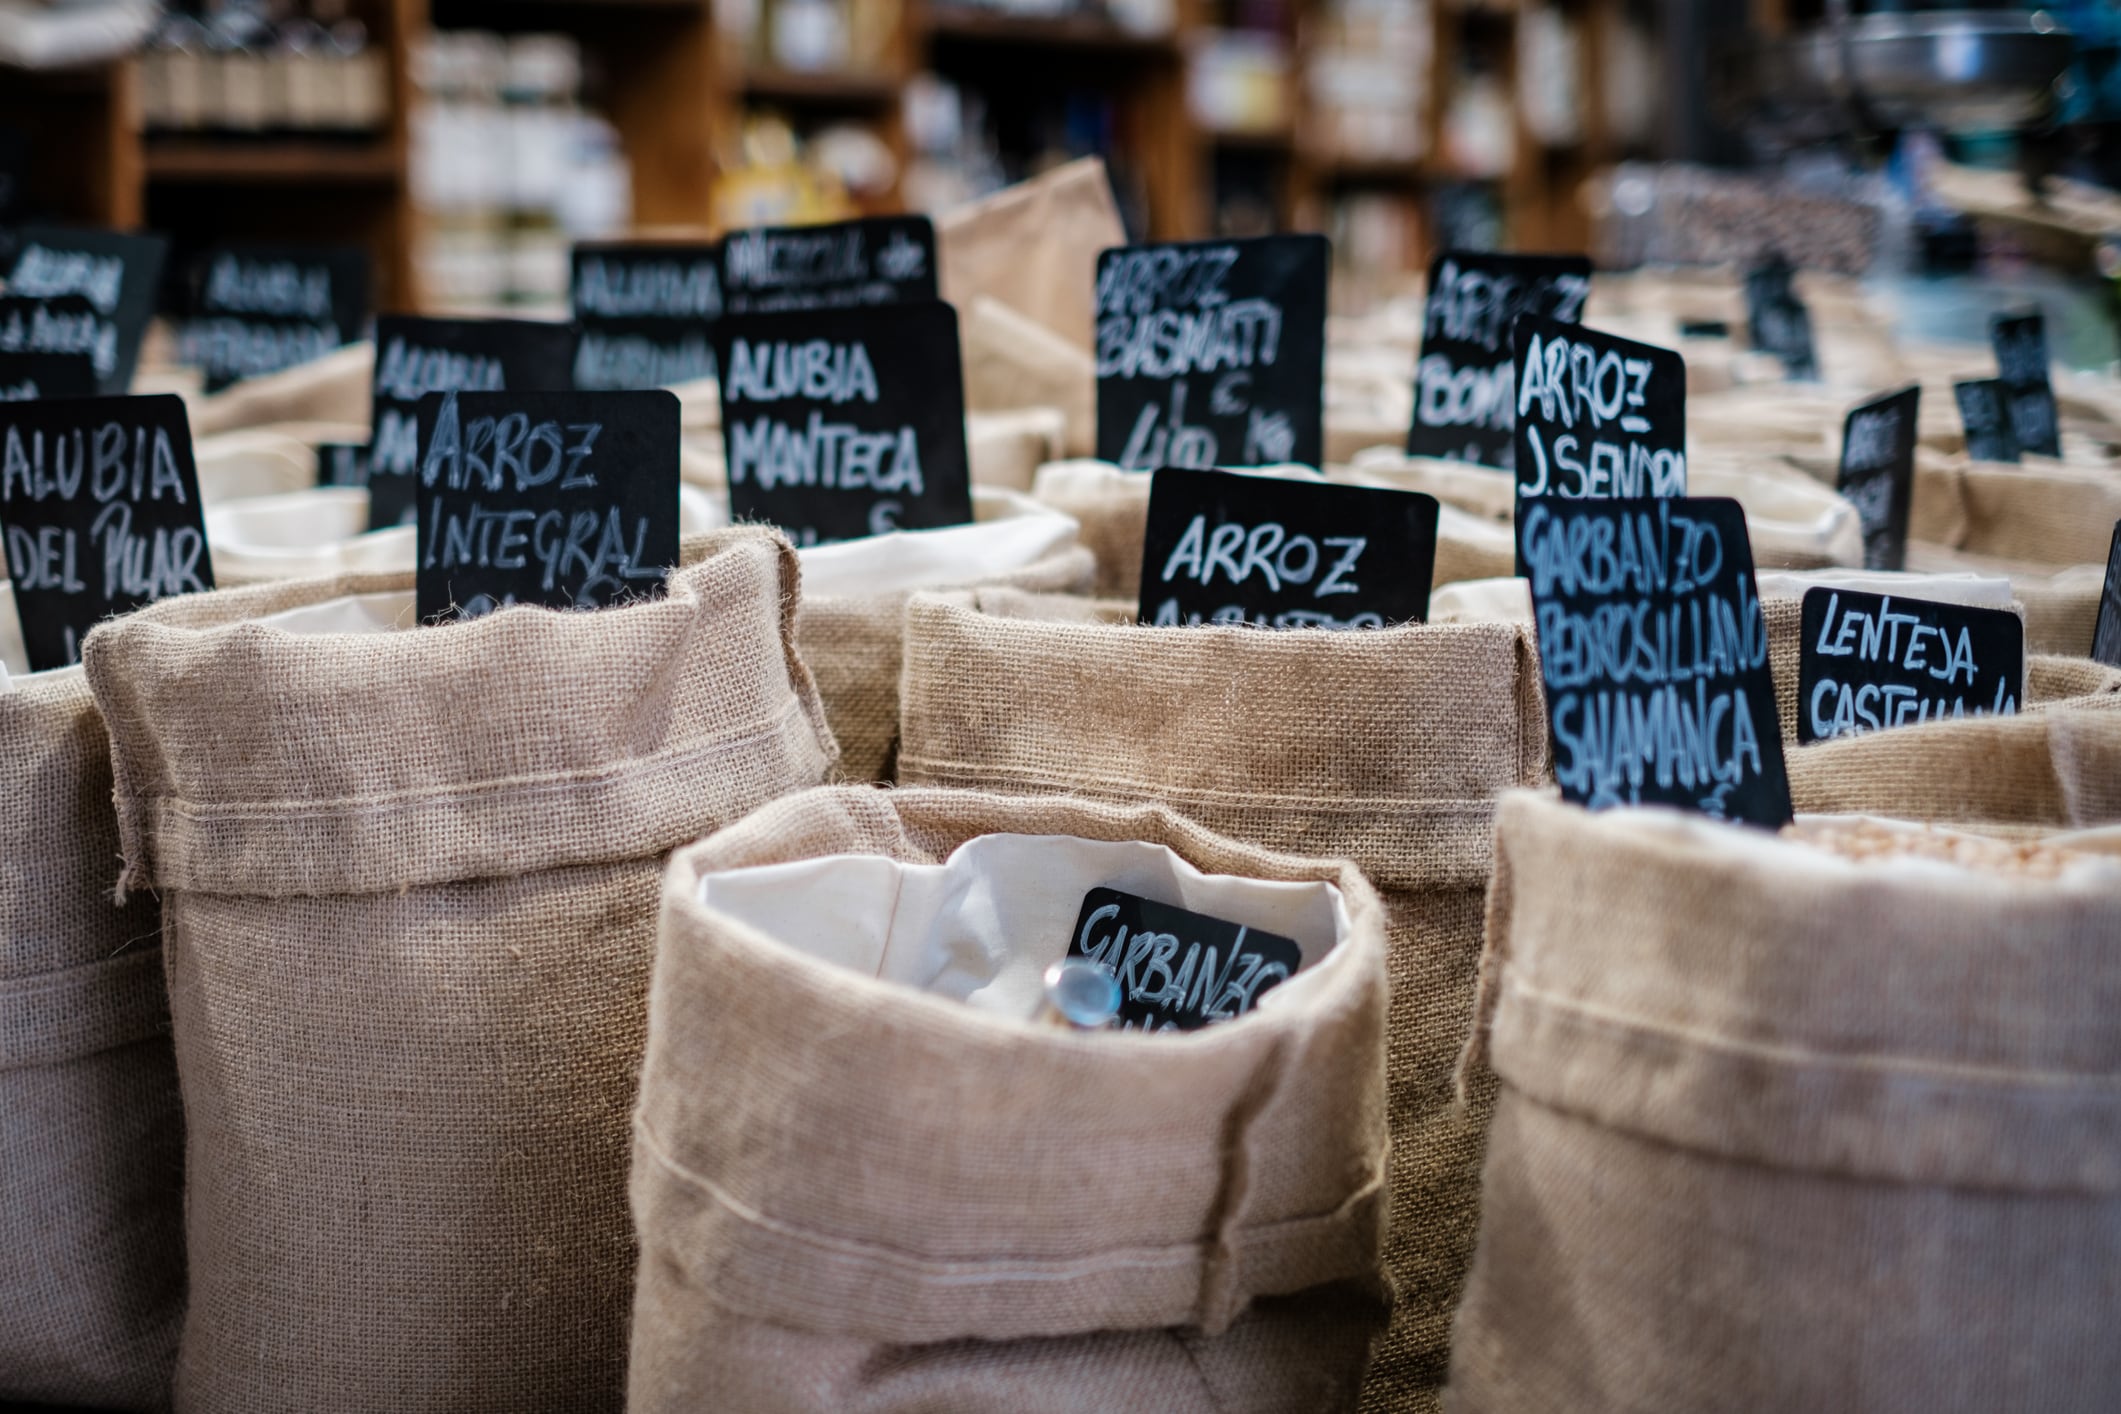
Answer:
[
  {"left": 716, "top": 301, "right": 972, "bottom": 545},
  {"left": 177, "top": 244, "right": 369, "bottom": 392},
  {"left": 1798, "top": 588, "right": 2022, "bottom": 744},
  {"left": 570, "top": 242, "right": 721, "bottom": 390},
  {"left": 413, "top": 388, "right": 678, "bottom": 622},
  {"left": 3, "top": 228, "right": 168, "bottom": 395},
  {"left": 1068, "top": 886, "right": 1300, "bottom": 1032},
  {"left": 1511, "top": 315, "right": 1686, "bottom": 503},
  {"left": 1406, "top": 250, "right": 1591, "bottom": 471},
  {"left": 721, "top": 215, "right": 937, "bottom": 314},
  {"left": 1096, "top": 233, "right": 1328, "bottom": 472},
  {"left": 1836, "top": 386, "right": 1919, "bottom": 572},
  {"left": 1519, "top": 495, "right": 1791, "bottom": 827},
  {"left": 1138, "top": 466, "right": 1437, "bottom": 629},
  {"left": 0, "top": 393, "right": 212, "bottom": 670}
]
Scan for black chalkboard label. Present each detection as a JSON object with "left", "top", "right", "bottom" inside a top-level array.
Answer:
[
  {"left": 2092, "top": 521, "right": 2121, "bottom": 668},
  {"left": 716, "top": 301, "right": 972, "bottom": 545},
  {"left": 721, "top": 215, "right": 937, "bottom": 314},
  {"left": 1095, "top": 233, "right": 1329, "bottom": 471},
  {"left": 1406, "top": 251, "right": 1591, "bottom": 471},
  {"left": 1744, "top": 255, "right": 1818, "bottom": 381},
  {"left": 1992, "top": 310, "right": 2061, "bottom": 457},
  {"left": 176, "top": 244, "right": 369, "bottom": 392},
  {"left": 316, "top": 440, "right": 370, "bottom": 488},
  {"left": 1512, "top": 315, "right": 1686, "bottom": 511},
  {"left": 1068, "top": 885, "right": 1301, "bottom": 1032},
  {"left": 1678, "top": 319, "right": 1731, "bottom": 339},
  {"left": 0, "top": 393, "right": 212, "bottom": 670},
  {"left": 3, "top": 228, "right": 168, "bottom": 395},
  {"left": 570, "top": 241, "right": 722, "bottom": 389},
  {"left": 1954, "top": 377, "right": 2020, "bottom": 463},
  {"left": 368, "top": 316, "right": 577, "bottom": 531},
  {"left": 0, "top": 350, "right": 97, "bottom": 402},
  {"left": 412, "top": 388, "right": 678, "bottom": 622},
  {"left": 1519, "top": 495, "right": 1791, "bottom": 827},
  {"left": 1137, "top": 466, "right": 1437, "bottom": 629},
  {"left": 1797, "top": 588, "right": 2023, "bottom": 744},
  {"left": 1835, "top": 386, "right": 1920, "bottom": 572}
]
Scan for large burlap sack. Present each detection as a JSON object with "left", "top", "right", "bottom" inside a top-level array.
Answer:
[
  {"left": 897, "top": 591, "right": 1548, "bottom": 1411},
  {"left": 966, "top": 404, "right": 1070, "bottom": 491},
  {"left": 1451, "top": 792, "right": 2121, "bottom": 1413},
  {"left": 938, "top": 156, "right": 1123, "bottom": 354},
  {"left": 186, "top": 342, "right": 373, "bottom": 438},
  {"left": 81, "top": 529, "right": 838, "bottom": 1414},
  {"left": 631, "top": 786, "right": 1392, "bottom": 1412},
  {"left": 1904, "top": 542, "right": 2109, "bottom": 656},
  {"left": 1910, "top": 451, "right": 2121, "bottom": 568}
]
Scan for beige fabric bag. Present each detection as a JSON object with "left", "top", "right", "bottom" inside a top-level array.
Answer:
[
  {"left": 1910, "top": 452, "right": 2121, "bottom": 568},
  {"left": 186, "top": 343, "right": 373, "bottom": 438},
  {"left": 938, "top": 156, "right": 1123, "bottom": 356},
  {"left": 81, "top": 529, "right": 837, "bottom": 1414},
  {"left": 961, "top": 297, "right": 1097, "bottom": 458},
  {"left": 1452, "top": 792, "right": 2121, "bottom": 1413},
  {"left": 631, "top": 786, "right": 1391, "bottom": 1412},
  {"left": 897, "top": 591, "right": 1548, "bottom": 1411}
]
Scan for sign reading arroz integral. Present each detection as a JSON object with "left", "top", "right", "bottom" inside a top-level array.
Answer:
[
  {"left": 1797, "top": 588, "right": 2023, "bottom": 744},
  {"left": 1835, "top": 385, "right": 1919, "bottom": 572},
  {"left": 2093, "top": 521, "right": 2121, "bottom": 668},
  {"left": 1068, "top": 886, "right": 1301, "bottom": 1032},
  {"left": 1954, "top": 377, "right": 2019, "bottom": 463},
  {"left": 1406, "top": 251, "right": 1592, "bottom": 471},
  {"left": 0, "top": 350, "right": 97, "bottom": 401},
  {"left": 720, "top": 215, "right": 937, "bottom": 315},
  {"left": 367, "top": 316, "right": 577, "bottom": 530},
  {"left": 570, "top": 242, "right": 722, "bottom": 389},
  {"left": 0, "top": 393, "right": 212, "bottom": 670},
  {"left": 1991, "top": 309, "right": 2061, "bottom": 457},
  {"left": 412, "top": 388, "right": 679, "bottom": 622},
  {"left": 1137, "top": 466, "right": 1438, "bottom": 629},
  {"left": 1743, "top": 255, "right": 1818, "bottom": 382},
  {"left": 1095, "top": 233, "right": 1328, "bottom": 472},
  {"left": 715, "top": 301, "right": 973, "bottom": 546},
  {"left": 1519, "top": 495, "right": 1792, "bottom": 827},
  {"left": 176, "top": 244, "right": 370, "bottom": 392},
  {"left": 2, "top": 228, "right": 168, "bottom": 395}
]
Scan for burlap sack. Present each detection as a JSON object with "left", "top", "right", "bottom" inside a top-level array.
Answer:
[
  {"left": 897, "top": 591, "right": 1548, "bottom": 1411},
  {"left": 966, "top": 404, "right": 1070, "bottom": 491},
  {"left": 1910, "top": 451, "right": 2121, "bottom": 568},
  {"left": 630, "top": 786, "right": 1392, "bottom": 1412},
  {"left": 81, "top": 528, "right": 837, "bottom": 1414},
  {"left": 961, "top": 296, "right": 1096, "bottom": 458},
  {"left": 937, "top": 156, "right": 1124, "bottom": 355},
  {"left": 1451, "top": 792, "right": 2121, "bottom": 1413},
  {"left": 186, "top": 342, "right": 373, "bottom": 438},
  {"left": 0, "top": 668, "right": 181, "bottom": 1412}
]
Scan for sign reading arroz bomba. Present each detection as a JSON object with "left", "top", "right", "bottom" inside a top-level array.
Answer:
[
  {"left": 412, "top": 388, "right": 679, "bottom": 622},
  {"left": 2, "top": 229, "right": 168, "bottom": 395},
  {"left": 570, "top": 242, "right": 722, "bottom": 389},
  {"left": 0, "top": 393, "right": 213, "bottom": 670},
  {"left": 720, "top": 215, "right": 937, "bottom": 315},
  {"left": 1835, "top": 386, "right": 1919, "bottom": 572},
  {"left": 1137, "top": 466, "right": 1438, "bottom": 628},
  {"left": 176, "top": 244, "right": 369, "bottom": 392},
  {"left": 1797, "top": 588, "right": 2023, "bottom": 744},
  {"left": 1407, "top": 251, "right": 1591, "bottom": 471},
  {"left": 715, "top": 301, "right": 972, "bottom": 545},
  {"left": 1519, "top": 495, "right": 1792, "bottom": 827},
  {"left": 1992, "top": 309, "right": 2061, "bottom": 457},
  {"left": 1095, "top": 233, "right": 1328, "bottom": 472}
]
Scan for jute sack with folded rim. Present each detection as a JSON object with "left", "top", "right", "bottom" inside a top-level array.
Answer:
[
  {"left": 631, "top": 786, "right": 1392, "bottom": 1412},
  {"left": 1910, "top": 452, "right": 2121, "bottom": 567},
  {"left": 1450, "top": 792, "right": 2121, "bottom": 1413},
  {"left": 0, "top": 670, "right": 181, "bottom": 1412},
  {"left": 81, "top": 528, "right": 837, "bottom": 1414},
  {"left": 897, "top": 591, "right": 1548, "bottom": 1412}
]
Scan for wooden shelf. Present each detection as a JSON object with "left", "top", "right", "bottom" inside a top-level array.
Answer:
[
  {"left": 740, "top": 65, "right": 903, "bottom": 106},
  {"left": 143, "top": 140, "right": 401, "bottom": 185},
  {"left": 1208, "top": 127, "right": 1297, "bottom": 153},
  {"left": 925, "top": 9, "right": 1182, "bottom": 57}
]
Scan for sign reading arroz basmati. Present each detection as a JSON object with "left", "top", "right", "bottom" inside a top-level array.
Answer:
[
  {"left": 569, "top": 242, "right": 722, "bottom": 389},
  {"left": 1954, "top": 378, "right": 2019, "bottom": 464},
  {"left": 1835, "top": 386, "right": 1919, "bottom": 572},
  {"left": 1797, "top": 588, "right": 2023, "bottom": 744},
  {"left": 715, "top": 301, "right": 972, "bottom": 546},
  {"left": 1095, "top": 234, "right": 1328, "bottom": 472},
  {"left": 1518, "top": 495, "right": 1792, "bottom": 828},
  {"left": 1991, "top": 309, "right": 2061, "bottom": 457},
  {"left": 1067, "top": 886, "right": 1301, "bottom": 1032},
  {"left": 2, "top": 228, "right": 168, "bottom": 395},
  {"left": 720, "top": 215, "right": 937, "bottom": 315},
  {"left": 176, "top": 244, "right": 370, "bottom": 392},
  {"left": 1406, "top": 251, "right": 1591, "bottom": 471}
]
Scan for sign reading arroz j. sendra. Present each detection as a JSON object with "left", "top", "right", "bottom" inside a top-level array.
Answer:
[
  {"left": 1406, "top": 250, "right": 1591, "bottom": 471},
  {"left": 1518, "top": 494, "right": 1792, "bottom": 828},
  {"left": 570, "top": 241, "right": 722, "bottom": 389},
  {"left": 1797, "top": 587, "right": 2023, "bottom": 744},
  {"left": 720, "top": 214, "right": 938, "bottom": 315},
  {"left": 1095, "top": 233, "right": 1328, "bottom": 472}
]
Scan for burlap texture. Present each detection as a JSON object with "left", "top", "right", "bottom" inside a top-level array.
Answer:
[
  {"left": 896, "top": 592, "right": 1548, "bottom": 1411},
  {"left": 81, "top": 528, "right": 837, "bottom": 1414},
  {"left": 630, "top": 786, "right": 1393, "bottom": 1412},
  {"left": 1450, "top": 791, "right": 2121, "bottom": 1413},
  {"left": 0, "top": 669, "right": 181, "bottom": 1412},
  {"left": 187, "top": 343, "right": 373, "bottom": 438},
  {"left": 938, "top": 156, "right": 1123, "bottom": 355}
]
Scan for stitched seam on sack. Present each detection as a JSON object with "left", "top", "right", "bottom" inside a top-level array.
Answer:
[{"left": 896, "top": 754, "right": 1513, "bottom": 815}]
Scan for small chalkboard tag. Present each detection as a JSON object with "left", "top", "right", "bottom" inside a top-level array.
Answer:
[
  {"left": 1096, "top": 233, "right": 1329, "bottom": 471},
  {"left": 1406, "top": 251, "right": 1591, "bottom": 471},
  {"left": 1835, "top": 386, "right": 1920, "bottom": 572},
  {"left": 176, "top": 244, "right": 369, "bottom": 392},
  {"left": 2092, "top": 521, "right": 2121, "bottom": 668},
  {"left": 0, "top": 393, "right": 212, "bottom": 670},
  {"left": 1991, "top": 310, "right": 2061, "bottom": 457},
  {"left": 0, "top": 350, "right": 97, "bottom": 401},
  {"left": 1137, "top": 466, "right": 1438, "bottom": 628},
  {"left": 316, "top": 441, "right": 370, "bottom": 488},
  {"left": 716, "top": 301, "right": 972, "bottom": 545},
  {"left": 1954, "top": 378, "right": 2020, "bottom": 463},
  {"left": 3, "top": 228, "right": 169, "bottom": 395},
  {"left": 1744, "top": 255, "right": 1818, "bottom": 382},
  {"left": 0, "top": 295, "right": 115, "bottom": 393},
  {"left": 1068, "top": 886, "right": 1301, "bottom": 1032},
  {"left": 1797, "top": 588, "right": 2023, "bottom": 744},
  {"left": 412, "top": 388, "right": 678, "bottom": 623},
  {"left": 570, "top": 241, "right": 722, "bottom": 389},
  {"left": 368, "top": 316, "right": 577, "bottom": 531},
  {"left": 721, "top": 215, "right": 937, "bottom": 315},
  {"left": 1519, "top": 495, "right": 1791, "bottom": 827}
]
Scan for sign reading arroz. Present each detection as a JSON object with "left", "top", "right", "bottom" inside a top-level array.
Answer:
[
  {"left": 570, "top": 241, "right": 723, "bottom": 390},
  {"left": 1406, "top": 250, "right": 1591, "bottom": 471},
  {"left": 720, "top": 214, "right": 938, "bottom": 315},
  {"left": 176, "top": 243, "right": 370, "bottom": 392},
  {"left": 1095, "top": 233, "right": 1328, "bottom": 473},
  {"left": 1797, "top": 588, "right": 2023, "bottom": 744}
]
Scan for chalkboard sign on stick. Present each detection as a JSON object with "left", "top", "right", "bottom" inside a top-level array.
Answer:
[
  {"left": 570, "top": 242, "right": 722, "bottom": 389},
  {"left": 1095, "top": 233, "right": 1328, "bottom": 471},
  {"left": 1991, "top": 310, "right": 2061, "bottom": 457},
  {"left": 1405, "top": 251, "right": 1591, "bottom": 471},
  {"left": 1797, "top": 588, "right": 2023, "bottom": 743},
  {"left": 1068, "top": 886, "right": 1301, "bottom": 1032},
  {"left": 0, "top": 350, "right": 97, "bottom": 401},
  {"left": 1953, "top": 378, "right": 2020, "bottom": 464},
  {"left": 1835, "top": 386, "right": 1920, "bottom": 572},
  {"left": 1744, "top": 255, "right": 1818, "bottom": 382},
  {"left": 0, "top": 393, "right": 213, "bottom": 670},
  {"left": 177, "top": 244, "right": 370, "bottom": 392},
  {"left": 3, "top": 227, "right": 168, "bottom": 395},
  {"left": 720, "top": 215, "right": 938, "bottom": 314},
  {"left": 2093, "top": 521, "right": 2121, "bottom": 668}
]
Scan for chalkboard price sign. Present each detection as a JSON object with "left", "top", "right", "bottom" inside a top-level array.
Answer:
[
  {"left": 1068, "top": 886, "right": 1301, "bottom": 1032},
  {"left": 2, "top": 228, "right": 168, "bottom": 395},
  {"left": 1511, "top": 315, "right": 1687, "bottom": 519},
  {"left": 0, "top": 350, "right": 97, "bottom": 402},
  {"left": 720, "top": 215, "right": 938, "bottom": 315},
  {"left": 1519, "top": 495, "right": 1791, "bottom": 827},
  {"left": 176, "top": 244, "right": 370, "bottom": 392},
  {"left": 412, "top": 388, "right": 679, "bottom": 622},
  {"left": 1991, "top": 310, "right": 2061, "bottom": 456},
  {"left": 1744, "top": 255, "right": 1818, "bottom": 382},
  {"left": 1835, "top": 385, "right": 1919, "bottom": 572},
  {"left": 2093, "top": 521, "right": 2121, "bottom": 668},
  {"left": 1137, "top": 466, "right": 1437, "bottom": 629},
  {"left": 1405, "top": 251, "right": 1592, "bottom": 471},
  {"left": 1095, "top": 233, "right": 1329, "bottom": 471},
  {"left": 0, "top": 393, "right": 213, "bottom": 670},
  {"left": 1797, "top": 588, "right": 2023, "bottom": 744},
  {"left": 1953, "top": 377, "right": 2020, "bottom": 463},
  {"left": 570, "top": 242, "right": 722, "bottom": 389}
]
